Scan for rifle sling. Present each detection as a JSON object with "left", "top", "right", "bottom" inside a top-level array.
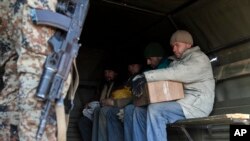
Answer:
[
  {"left": 56, "top": 59, "right": 79, "bottom": 141},
  {"left": 56, "top": 103, "right": 67, "bottom": 141}
]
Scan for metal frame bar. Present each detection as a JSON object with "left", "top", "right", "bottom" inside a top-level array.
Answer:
[{"left": 180, "top": 126, "right": 194, "bottom": 141}]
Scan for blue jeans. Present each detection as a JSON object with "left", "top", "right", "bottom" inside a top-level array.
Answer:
[
  {"left": 92, "top": 107, "right": 100, "bottom": 141},
  {"left": 99, "top": 106, "right": 113, "bottom": 141},
  {"left": 133, "top": 102, "right": 185, "bottom": 141},
  {"left": 133, "top": 106, "right": 147, "bottom": 141},
  {"left": 106, "top": 105, "right": 138, "bottom": 141},
  {"left": 123, "top": 104, "right": 135, "bottom": 141},
  {"left": 106, "top": 107, "right": 123, "bottom": 141},
  {"left": 92, "top": 106, "right": 112, "bottom": 141},
  {"left": 78, "top": 116, "right": 92, "bottom": 141}
]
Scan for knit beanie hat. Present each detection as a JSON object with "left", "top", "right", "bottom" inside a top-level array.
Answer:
[
  {"left": 170, "top": 30, "right": 193, "bottom": 45},
  {"left": 144, "top": 42, "right": 165, "bottom": 57}
]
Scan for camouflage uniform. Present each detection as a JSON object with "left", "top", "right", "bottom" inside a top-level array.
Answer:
[{"left": 0, "top": 0, "right": 71, "bottom": 140}]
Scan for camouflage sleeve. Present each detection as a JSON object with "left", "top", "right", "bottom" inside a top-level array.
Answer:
[
  {"left": 0, "top": 67, "right": 4, "bottom": 90},
  {"left": 0, "top": 0, "right": 16, "bottom": 67},
  {"left": 0, "top": 41, "right": 15, "bottom": 67}
]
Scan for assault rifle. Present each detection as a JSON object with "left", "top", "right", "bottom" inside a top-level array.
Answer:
[{"left": 30, "top": 0, "right": 89, "bottom": 139}]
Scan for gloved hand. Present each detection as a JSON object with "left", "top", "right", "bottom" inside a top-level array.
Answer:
[
  {"left": 82, "top": 101, "right": 100, "bottom": 121},
  {"left": 132, "top": 74, "right": 146, "bottom": 97}
]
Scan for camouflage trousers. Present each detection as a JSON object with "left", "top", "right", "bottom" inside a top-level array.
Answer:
[{"left": 0, "top": 0, "right": 71, "bottom": 140}]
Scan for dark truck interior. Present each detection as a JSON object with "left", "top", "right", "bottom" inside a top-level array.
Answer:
[
  {"left": 1, "top": 0, "right": 250, "bottom": 140},
  {"left": 69, "top": 0, "right": 250, "bottom": 140},
  {"left": 65, "top": 0, "right": 250, "bottom": 140}
]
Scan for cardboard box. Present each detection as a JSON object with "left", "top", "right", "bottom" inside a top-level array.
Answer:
[{"left": 134, "top": 81, "right": 184, "bottom": 106}]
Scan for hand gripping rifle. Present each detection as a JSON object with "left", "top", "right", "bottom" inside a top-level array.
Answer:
[{"left": 30, "top": 0, "right": 89, "bottom": 140}]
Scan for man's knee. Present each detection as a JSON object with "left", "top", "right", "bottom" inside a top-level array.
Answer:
[
  {"left": 106, "top": 107, "right": 119, "bottom": 120},
  {"left": 124, "top": 104, "right": 135, "bottom": 114},
  {"left": 134, "top": 107, "right": 147, "bottom": 118},
  {"left": 100, "top": 106, "right": 111, "bottom": 115},
  {"left": 147, "top": 103, "right": 165, "bottom": 117}
]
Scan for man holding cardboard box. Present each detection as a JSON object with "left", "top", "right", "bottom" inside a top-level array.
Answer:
[{"left": 130, "top": 30, "right": 215, "bottom": 141}]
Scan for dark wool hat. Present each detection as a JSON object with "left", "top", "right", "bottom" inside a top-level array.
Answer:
[
  {"left": 103, "top": 62, "right": 119, "bottom": 73},
  {"left": 144, "top": 42, "right": 165, "bottom": 58}
]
